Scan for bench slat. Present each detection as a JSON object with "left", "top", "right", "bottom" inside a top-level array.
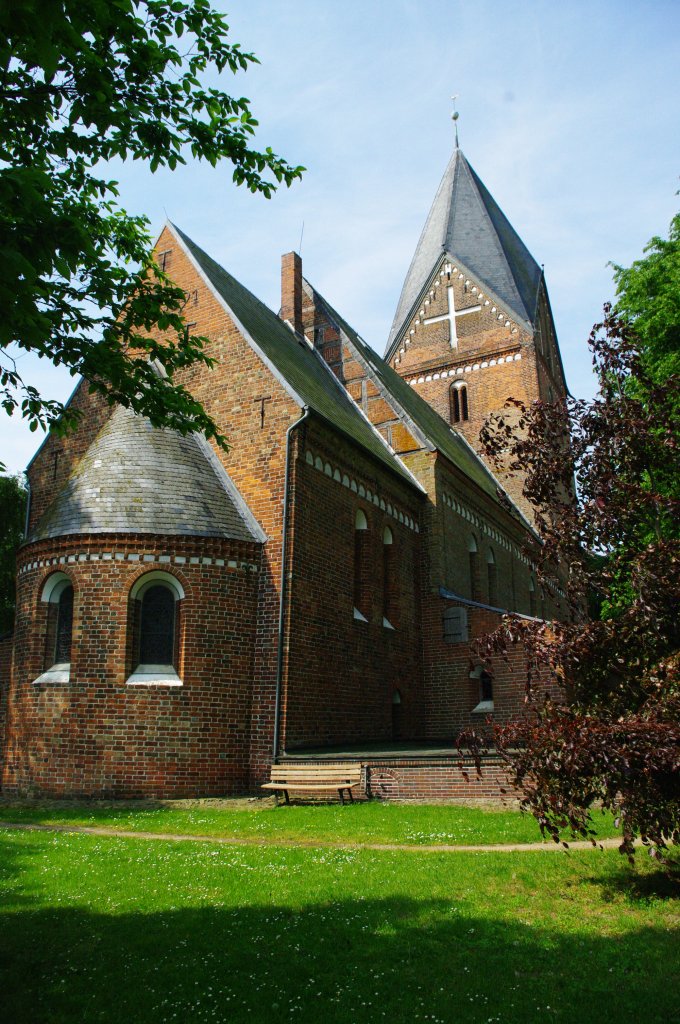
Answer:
[
  {"left": 262, "top": 782, "right": 359, "bottom": 791},
  {"left": 262, "top": 762, "right": 363, "bottom": 802}
]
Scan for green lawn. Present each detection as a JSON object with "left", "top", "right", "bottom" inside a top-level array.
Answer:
[
  {"left": 0, "top": 798, "right": 622, "bottom": 846},
  {"left": 0, "top": 824, "right": 677, "bottom": 1024}
]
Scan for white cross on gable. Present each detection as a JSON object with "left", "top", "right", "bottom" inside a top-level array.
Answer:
[{"left": 423, "top": 285, "right": 481, "bottom": 348}]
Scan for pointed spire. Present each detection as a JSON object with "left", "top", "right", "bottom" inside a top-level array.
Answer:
[{"left": 386, "top": 147, "right": 542, "bottom": 355}]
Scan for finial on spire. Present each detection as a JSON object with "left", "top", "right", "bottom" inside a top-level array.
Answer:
[{"left": 451, "top": 94, "right": 460, "bottom": 149}]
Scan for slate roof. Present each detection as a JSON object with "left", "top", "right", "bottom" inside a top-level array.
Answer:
[
  {"left": 387, "top": 148, "right": 543, "bottom": 354},
  {"left": 171, "top": 224, "right": 417, "bottom": 489},
  {"left": 305, "top": 280, "right": 515, "bottom": 506},
  {"left": 29, "top": 404, "right": 264, "bottom": 542}
]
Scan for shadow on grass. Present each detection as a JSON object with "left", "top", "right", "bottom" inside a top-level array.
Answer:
[
  {"left": 0, "top": 843, "right": 677, "bottom": 1024},
  {"left": 585, "top": 858, "right": 680, "bottom": 903}
]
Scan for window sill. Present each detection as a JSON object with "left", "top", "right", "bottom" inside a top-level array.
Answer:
[
  {"left": 471, "top": 700, "right": 494, "bottom": 714},
  {"left": 126, "top": 665, "right": 183, "bottom": 687},
  {"left": 32, "top": 663, "right": 70, "bottom": 685}
]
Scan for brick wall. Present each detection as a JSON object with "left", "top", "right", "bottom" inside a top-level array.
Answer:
[
  {"left": 152, "top": 227, "right": 304, "bottom": 783},
  {"left": 2, "top": 533, "right": 260, "bottom": 798},
  {"left": 283, "top": 419, "right": 424, "bottom": 750}
]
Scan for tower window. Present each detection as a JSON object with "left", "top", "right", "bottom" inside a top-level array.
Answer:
[{"left": 450, "top": 382, "right": 469, "bottom": 423}]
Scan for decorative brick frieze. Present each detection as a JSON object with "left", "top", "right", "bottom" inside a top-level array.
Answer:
[{"left": 303, "top": 448, "right": 419, "bottom": 532}]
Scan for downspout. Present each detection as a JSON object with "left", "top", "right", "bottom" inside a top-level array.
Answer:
[{"left": 272, "top": 406, "right": 310, "bottom": 759}]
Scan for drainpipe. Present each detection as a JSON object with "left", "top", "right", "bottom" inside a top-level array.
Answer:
[{"left": 272, "top": 406, "right": 310, "bottom": 759}]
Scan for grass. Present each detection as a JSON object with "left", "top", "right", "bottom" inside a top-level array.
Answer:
[
  {"left": 0, "top": 798, "right": 623, "bottom": 846},
  {"left": 0, "top": 824, "right": 677, "bottom": 1024}
]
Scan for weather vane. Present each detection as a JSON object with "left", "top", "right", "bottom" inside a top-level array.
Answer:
[{"left": 451, "top": 94, "right": 460, "bottom": 148}]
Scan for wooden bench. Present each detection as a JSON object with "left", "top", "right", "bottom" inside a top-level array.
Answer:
[{"left": 262, "top": 764, "right": 362, "bottom": 804}]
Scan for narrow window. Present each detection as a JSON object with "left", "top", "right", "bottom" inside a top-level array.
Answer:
[
  {"left": 480, "top": 670, "right": 494, "bottom": 703},
  {"left": 391, "top": 689, "right": 403, "bottom": 740},
  {"left": 139, "top": 585, "right": 175, "bottom": 665},
  {"left": 529, "top": 577, "right": 537, "bottom": 617},
  {"left": 382, "top": 526, "right": 395, "bottom": 628},
  {"left": 487, "top": 549, "right": 498, "bottom": 606},
  {"left": 54, "top": 585, "right": 74, "bottom": 665},
  {"left": 468, "top": 535, "right": 480, "bottom": 601},
  {"left": 353, "top": 509, "right": 369, "bottom": 621},
  {"left": 36, "top": 572, "right": 74, "bottom": 683},
  {"left": 450, "top": 382, "right": 469, "bottom": 423},
  {"left": 128, "top": 572, "right": 184, "bottom": 685}
]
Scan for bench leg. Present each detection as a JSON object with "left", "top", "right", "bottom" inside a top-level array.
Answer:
[
  {"left": 348, "top": 788, "right": 354, "bottom": 803},
  {"left": 338, "top": 788, "right": 345, "bottom": 805},
  {"left": 283, "top": 789, "right": 290, "bottom": 805}
]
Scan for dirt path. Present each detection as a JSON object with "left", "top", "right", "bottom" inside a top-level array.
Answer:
[{"left": 0, "top": 819, "right": 632, "bottom": 853}]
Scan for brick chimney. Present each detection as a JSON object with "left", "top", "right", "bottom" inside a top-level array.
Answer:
[{"left": 281, "top": 252, "right": 303, "bottom": 336}]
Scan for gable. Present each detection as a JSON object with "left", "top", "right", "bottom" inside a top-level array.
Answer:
[{"left": 388, "top": 254, "right": 529, "bottom": 378}]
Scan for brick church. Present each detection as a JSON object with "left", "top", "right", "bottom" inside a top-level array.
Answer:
[{"left": 0, "top": 144, "right": 567, "bottom": 799}]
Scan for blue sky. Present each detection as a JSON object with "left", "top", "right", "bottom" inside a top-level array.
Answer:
[{"left": 2, "top": 0, "right": 679, "bottom": 475}]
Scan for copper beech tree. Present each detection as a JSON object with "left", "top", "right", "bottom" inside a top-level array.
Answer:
[{"left": 474, "top": 306, "right": 679, "bottom": 860}]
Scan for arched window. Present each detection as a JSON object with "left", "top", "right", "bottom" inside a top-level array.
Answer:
[
  {"left": 450, "top": 381, "right": 469, "bottom": 423},
  {"left": 128, "top": 572, "right": 184, "bottom": 685},
  {"left": 487, "top": 549, "right": 498, "bottom": 606},
  {"left": 382, "top": 525, "right": 395, "bottom": 628},
  {"left": 139, "top": 585, "right": 175, "bottom": 664},
  {"left": 37, "top": 572, "right": 74, "bottom": 683},
  {"left": 353, "top": 509, "right": 369, "bottom": 621},
  {"left": 470, "top": 664, "right": 494, "bottom": 712},
  {"left": 480, "top": 670, "right": 494, "bottom": 702},
  {"left": 468, "top": 535, "right": 480, "bottom": 601}
]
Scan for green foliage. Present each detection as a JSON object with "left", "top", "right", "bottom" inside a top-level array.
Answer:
[
  {"left": 0, "top": 0, "right": 303, "bottom": 449},
  {"left": 0, "top": 474, "right": 27, "bottom": 633},
  {"left": 611, "top": 212, "right": 680, "bottom": 384}
]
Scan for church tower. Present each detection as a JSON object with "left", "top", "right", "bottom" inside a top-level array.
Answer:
[{"left": 385, "top": 144, "right": 567, "bottom": 517}]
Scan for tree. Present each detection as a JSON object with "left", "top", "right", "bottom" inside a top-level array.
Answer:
[
  {"left": 0, "top": 0, "right": 303, "bottom": 455},
  {"left": 477, "top": 306, "right": 679, "bottom": 860},
  {"left": 0, "top": 474, "right": 28, "bottom": 634},
  {"left": 611, "top": 212, "right": 680, "bottom": 385}
]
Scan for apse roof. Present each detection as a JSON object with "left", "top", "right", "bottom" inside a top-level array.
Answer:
[
  {"left": 387, "top": 148, "right": 543, "bottom": 354},
  {"left": 172, "top": 224, "right": 418, "bottom": 490},
  {"left": 29, "top": 404, "right": 265, "bottom": 542}
]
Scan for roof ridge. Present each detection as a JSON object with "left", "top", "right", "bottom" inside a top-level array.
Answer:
[
  {"left": 305, "top": 276, "right": 529, "bottom": 516},
  {"left": 168, "top": 224, "right": 417, "bottom": 488}
]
